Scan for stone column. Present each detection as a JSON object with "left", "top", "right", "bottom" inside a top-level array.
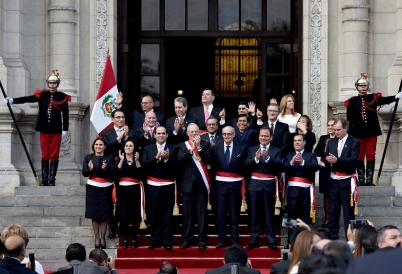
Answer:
[
  {"left": 0, "top": 105, "right": 38, "bottom": 194},
  {"left": 48, "top": 0, "right": 77, "bottom": 97},
  {"left": 340, "top": 0, "right": 370, "bottom": 96},
  {"left": 58, "top": 102, "right": 89, "bottom": 186}
]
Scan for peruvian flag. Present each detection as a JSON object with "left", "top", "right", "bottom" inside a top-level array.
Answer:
[{"left": 90, "top": 54, "right": 119, "bottom": 133}]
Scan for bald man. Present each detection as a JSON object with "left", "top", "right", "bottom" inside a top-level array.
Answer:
[{"left": 0, "top": 235, "right": 36, "bottom": 274}]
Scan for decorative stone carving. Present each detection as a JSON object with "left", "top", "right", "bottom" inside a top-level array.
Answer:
[
  {"left": 310, "top": 0, "right": 322, "bottom": 137},
  {"left": 96, "top": 0, "right": 108, "bottom": 89}
]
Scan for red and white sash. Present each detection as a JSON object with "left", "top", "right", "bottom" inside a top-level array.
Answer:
[
  {"left": 330, "top": 171, "right": 358, "bottom": 206},
  {"left": 147, "top": 176, "right": 178, "bottom": 205},
  {"left": 119, "top": 177, "right": 145, "bottom": 218},
  {"left": 251, "top": 172, "right": 280, "bottom": 203},
  {"left": 216, "top": 171, "right": 246, "bottom": 200},
  {"left": 288, "top": 176, "right": 316, "bottom": 212},
  {"left": 185, "top": 140, "right": 211, "bottom": 193},
  {"left": 87, "top": 176, "right": 113, "bottom": 187}
]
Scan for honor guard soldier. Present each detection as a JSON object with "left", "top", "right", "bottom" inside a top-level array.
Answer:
[
  {"left": 4, "top": 69, "right": 70, "bottom": 186},
  {"left": 344, "top": 73, "right": 402, "bottom": 186}
]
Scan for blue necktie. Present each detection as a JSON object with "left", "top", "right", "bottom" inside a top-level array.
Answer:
[
  {"left": 261, "top": 146, "right": 266, "bottom": 164},
  {"left": 210, "top": 135, "right": 215, "bottom": 142},
  {"left": 225, "top": 146, "right": 230, "bottom": 165}
]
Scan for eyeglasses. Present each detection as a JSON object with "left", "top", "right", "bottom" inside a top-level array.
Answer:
[
  {"left": 267, "top": 109, "right": 279, "bottom": 113},
  {"left": 222, "top": 133, "right": 233, "bottom": 137},
  {"left": 114, "top": 116, "right": 125, "bottom": 119},
  {"left": 141, "top": 102, "right": 151, "bottom": 105},
  {"left": 187, "top": 130, "right": 199, "bottom": 134},
  {"left": 238, "top": 107, "right": 247, "bottom": 110}
]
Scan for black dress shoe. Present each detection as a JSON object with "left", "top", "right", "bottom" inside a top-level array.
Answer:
[
  {"left": 180, "top": 244, "right": 191, "bottom": 249},
  {"left": 131, "top": 240, "right": 137, "bottom": 248},
  {"left": 246, "top": 243, "right": 258, "bottom": 249},
  {"left": 321, "top": 223, "right": 329, "bottom": 228},
  {"left": 216, "top": 243, "right": 227, "bottom": 248},
  {"left": 148, "top": 243, "right": 161, "bottom": 249},
  {"left": 164, "top": 245, "right": 172, "bottom": 250},
  {"left": 198, "top": 244, "right": 206, "bottom": 250},
  {"left": 108, "top": 231, "right": 116, "bottom": 239},
  {"left": 268, "top": 243, "right": 278, "bottom": 250}
]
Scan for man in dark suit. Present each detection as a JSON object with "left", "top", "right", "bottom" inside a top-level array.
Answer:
[
  {"left": 165, "top": 96, "right": 199, "bottom": 145},
  {"left": 200, "top": 116, "right": 223, "bottom": 146},
  {"left": 142, "top": 126, "right": 178, "bottom": 250},
  {"left": 325, "top": 117, "right": 360, "bottom": 240},
  {"left": 227, "top": 101, "right": 257, "bottom": 129},
  {"left": 205, "top": 244, "right": 260, "bottom": 274},
  {"left": 78, "top": 249, "right": 117, "bottom": 274},
  {"left": 346, "top": 243, "right": 402, "bottom": 274},
  {"left": 245, "top": 127, "right": 282, "bottom": 250},
  {"left": 234, "top": 114, "right": 258, "bottom": 148},
  {"left": 134, "top": 111, "right": 158, "bottom": 154},
  {"left": 115, "top": 92, "right": 165, "bottom": 129},
  {"left": 284, "top": 134, "right": 318, "bottom": 227},
  {"left": 0, "top": 235, "right": 36, "bottom": 274},
  {"left": 188, "top": 88, "right": 223, "bottom": 131},
  {"left": 101, "top": 109, "right": 136, "bottom": 238},
  {"left": 211, "top": 126, "right": 247, "bottom": 248},
  {"left": 101, "top": 109, "right": 136, "bottom": 158},
  {"left": 256, "top": 103, "right": 289, "bottom": 157},
  {"left": 177, "top": 123, "right": 211, "bottom": 250}
]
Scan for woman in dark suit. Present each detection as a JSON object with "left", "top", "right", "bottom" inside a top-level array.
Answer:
[
  {"left": 116, "top": 139, "right": 144, "bottom": 248},
  {"left": 82, "top": 137, "right": 115, "bottom": 249},
  {"left": 314, "top": 117, "right": 336, "bottom": 227}
]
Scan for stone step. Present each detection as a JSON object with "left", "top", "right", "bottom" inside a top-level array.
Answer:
[
  {"left": 14, "top": 196, "right": 85, "bottom": 207},
  {"left": 0, "top": 216, "right": 92, "bottom": 227},
  {"left": 14, "top": 186, "right": 86, "bottom": 196},
  {"left": 314, "top": 195, "right": 393, "bottom": 207},
  {"left": 0, "top": 206, "right": 84, "bottom": 217}
]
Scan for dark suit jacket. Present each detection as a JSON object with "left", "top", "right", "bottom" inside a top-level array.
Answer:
[
  {"left": 165, "top": 115, "right": 199, "bottom": 145},
  {"left": 324, "top": 135, "right": 360, "bottom": 175},
  {"left": 101, "top": 127, "right": 136, "bottom": 157},
  {"left": 189, "top": 105, "right": 223, "bottom": 130},
  {"left": 0, "top": 257, "right": 35, "bottom": 274},
  {"left": 141, "top": 142, "right": 178, "bottom": 180},
  {"left": 177, "top": 140, "right": 211, "bottom": 193},
  {"left": 205, "top": 263, "right": 260, "bottom": 274},
  {"left": 234, "top": 127, "right": 258, "bottom": 148},
  {"left": 283, "top": 150, "right": 318, "bottom": 183},
  {"left": 134, "top": 126, "right": 156, "bottom": 154},
  {"left": 270, "top": 260, "right": 291, "bottom": 274},
  {"left": 77, "top": 260, "right": 117, "bottom": 274},
  {"left": 346, "top": 246, "right": 402, "bottom": 274},
  {"left": 211, "top": 142, "right": 247, "bottom": 194},
  {"left": 245, "top": 144, "right": 283, "bottom": 191},
  {"left": 258, "top": 121, "right": 290, "bottom": 157},
  {"left": 229, "top": 114, "right": 257, "bottom": 129},
  {"left": 200, "top": 132, "right": 223, "bottom": 146},
  {"left": 122, "top": 108, "right": 165, "bottom": 130},
  {"left": 287, "top": 131, "right": 316, "bottom": 153}
]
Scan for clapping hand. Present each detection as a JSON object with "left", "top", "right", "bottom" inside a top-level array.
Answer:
[
  {"left": 162, "top": 148, "right": 170, "bottom": 160},
  {"left": 88, "top": 160, "right": 93, "bottom": 171},
  {"left": 101, "top": 160, "right": 107, "bottom": 170}
]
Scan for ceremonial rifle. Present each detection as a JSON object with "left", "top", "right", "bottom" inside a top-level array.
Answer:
[{"left": 0, "top": 81, "right": 39, "bottom": 185}]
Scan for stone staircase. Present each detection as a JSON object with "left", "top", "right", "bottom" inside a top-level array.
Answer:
[{"left": 0, "top": 185, "right": 402, "bottom": 270}]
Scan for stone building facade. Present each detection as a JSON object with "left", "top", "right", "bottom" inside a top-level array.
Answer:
[{"left": 0, "top": 0, "right": 402, "bottom": 195}]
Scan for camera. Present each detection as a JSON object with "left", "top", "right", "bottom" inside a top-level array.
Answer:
[
  {"left": 281, "top": 217, "right": 297, "bottom": 228},
  {"left": 349, "top": 219, "right": 367, "bottom": 229}
]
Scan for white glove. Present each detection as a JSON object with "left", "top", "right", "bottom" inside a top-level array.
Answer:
[
  {"left": 62, "top": 131, "right": 67, "bottom": 138},
  {"left": 4, "top": 97, "right": 13, "bottom": 104},
  {"left": 396, "top": 92, "right": 402, "bottom": 99}
]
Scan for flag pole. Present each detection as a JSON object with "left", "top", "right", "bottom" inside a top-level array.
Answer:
[
  {"left": 0, "top": 81, "right": 40, "bottom": 185},
  {"left": 376, "top": 78, "right": 402, "bottom": 186}
]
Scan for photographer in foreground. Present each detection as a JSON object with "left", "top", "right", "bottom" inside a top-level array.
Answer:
[{"left": 79, "top": 249, "right": 117, "bottom": 274}]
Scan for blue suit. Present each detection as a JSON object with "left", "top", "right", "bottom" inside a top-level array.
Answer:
[
  {"left": 325, "top": 135, "right": 360, "bottom": 239},
  {"left": 122, "top": 108, "right": 165, "bottom": 130},
  {"left": 245, "top": 144, "right": 282, "bottom": 245},
  {"left": 211, "top": 142, "right": 247, "bottom": 244}
]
